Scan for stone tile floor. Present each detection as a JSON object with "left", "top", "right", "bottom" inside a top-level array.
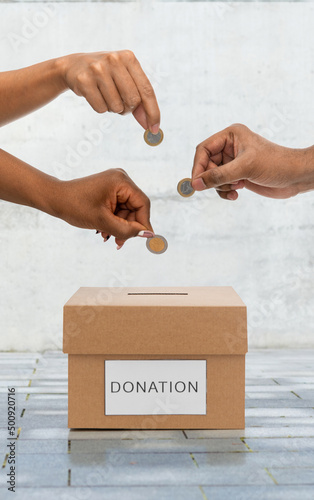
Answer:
[{"left": 0, "top": 349, "right": 313, "bottom": 499}]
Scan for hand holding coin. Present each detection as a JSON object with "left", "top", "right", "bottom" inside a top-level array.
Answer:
[
  {"left": 62, "top": 50, "right": 161, "bottom": 133},
  {"left": 67, "top": 168, "right": 153, "bottom": 243}
]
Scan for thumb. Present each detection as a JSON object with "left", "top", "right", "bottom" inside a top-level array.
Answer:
[
  {"left": 103, "top": 210, "right": 147, "bottom": 241},
  {"left": 192, "top": 157, "right": 246, "bottom": 191}
]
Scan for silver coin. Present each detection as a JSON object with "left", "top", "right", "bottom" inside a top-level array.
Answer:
[
  {"left": 177, "top": 178, "right": 195, "bottom": 198},
  {"left": 181, "top": 180, "right": 193, "bottom": 195},
  {"left": 144, "top": 129, "right": 164, "bottom": 147}
]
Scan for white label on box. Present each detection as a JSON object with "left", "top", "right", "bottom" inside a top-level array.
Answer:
[{"left": 105, "top": 360, "right": 206, "bottom": 416}]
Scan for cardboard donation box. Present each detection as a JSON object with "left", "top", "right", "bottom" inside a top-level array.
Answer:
[{"left": 63, "top": 287, "right": 247, "bottom": 429}]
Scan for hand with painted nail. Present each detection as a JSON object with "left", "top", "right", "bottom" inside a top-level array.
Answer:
[
  {"left": 60, "top": 51, "right": 161, "bottom": 133},
  {"left": 57, "top": 168, "right": 153, "bottom": 249},
  {"left": 0, "top": 150, "right": 153, "bottom": 249},
  {"left": 191, "top": 124, "right": 314, "bottom": 201}
]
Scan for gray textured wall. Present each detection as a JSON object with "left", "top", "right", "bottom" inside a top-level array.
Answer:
[{"left": 0, "top": 1, "right": 314, "bottom": 351}]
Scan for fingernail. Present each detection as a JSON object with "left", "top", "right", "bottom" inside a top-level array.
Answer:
[
  {"left": 227, "top": 192, "right": 237, "bottom": 200},
  {"left": 193, "top": 178, "right": 206, "bottom": 191},
  {"left": 150, "top": 124, "right": 160, "bottom": 135},
  {"left": 96, "top": 230, "right": 100, "bottom": 234},
  {"left": 103, "top": 235, "right": 111, "bottom": 242},
  {"left": 117, "top": 244, "right": 123, "bottom": 250},
  {"left": 137, "top": 230, "right": 155, "bottom": 238},
  {"left": 231, "top": 183, "right": 239, "bottom": 189}
]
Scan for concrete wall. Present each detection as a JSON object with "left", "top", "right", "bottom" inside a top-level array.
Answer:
[{"left": 0, "top": 1, "right": 314, "bottom": 351}]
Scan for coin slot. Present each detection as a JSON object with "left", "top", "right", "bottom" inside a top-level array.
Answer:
[{"left": 128, "top": 293, "right": 188, "bottom": 296}]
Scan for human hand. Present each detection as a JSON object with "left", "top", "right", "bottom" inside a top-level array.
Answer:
[
  {"left": 59, "top": 51, "right": 160, "bottom": 133},
  {"left": 191, "top": 124, "right": 312, "bottom": 200},
  {"left": 55, "top": 168, "right": 153, "bottom": 249}
]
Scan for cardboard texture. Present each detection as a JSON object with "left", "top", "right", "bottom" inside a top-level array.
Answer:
[{"left": 63, "top": 287, "right": 247, "bottom": 429}]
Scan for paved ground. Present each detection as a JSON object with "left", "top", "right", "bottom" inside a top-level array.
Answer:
[{"left": 0, "top": 349, "right": 313, "bottom": 499}]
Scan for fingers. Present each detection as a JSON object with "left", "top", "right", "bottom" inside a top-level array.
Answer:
[
  {"left": 126, "top": 56, "right": 160, "bottom": 132},
  {"left": 69, "top": 51, "right": 160, "bottom": 128},
  {"left": 214, "top": 180, "right": 245, "bottom": 202},
  {"left": 132, "top": 103, "right": 148, "bottom": 130},
  {"left": 97, "top": 78, "right": 124, "bottom": 114},
  {"left": 100, "top": 232, "right": 111, "bottom": 242},
  {"left": 191, "top": 157, "right": 245, "bottom": 192},
  {"left": 105, "top": 210, "right": 155, "bottom": 248},
  {"left": 114, "top": 211, "right": 141, "bottom": 249},
  {"left": 192, "top": 146, "right": 214, "bottom": 180},
  {"left": 105, "top": 64, "right": 142, "bottom": 116},
  {"left": 98, "top": 171, "right": 153, "bottom": 245},
  {"left": 102, "top": 210, "right": 145, "bottom": 240},
  {"left": 112, "top": 67, "right": 142, "bottom": 114},
  {"left": 93, "top": 50, "right": 160, "bottom": 130},
  {"left": 216, "top": 190, "right": 239, "bottom": 201},
  {"left": 130, "top": 196, "right": 153, "bottom": 234},
  {"left": 115, "top": 175, "right": 153, "bottom": 234},
  {"left": 192, "top": 132, "right": 230, "bottom": 179},
  {"left": 215, "top": 180, "right": 245, "bottom": 192},
  {"left": 76, "top": 78, "right": 109, "bottom": 114},
  {"left": 115, "top": 203, "right": 154, "bottom": 249}
]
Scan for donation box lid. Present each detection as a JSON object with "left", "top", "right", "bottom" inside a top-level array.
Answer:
[{"left": 63, "top": 287, "right": 247, "bottom": 355}]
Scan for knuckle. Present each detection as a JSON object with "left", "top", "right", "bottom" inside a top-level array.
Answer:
[
  {"left": 230, "top": 123, "right": 249, "bottom": 134},
  {"left": 106, "top": 51, "right": 120, "bottom": 65},
  {"left": 141, "top": 84, "right": 155, "bottom": 99},
  {"left": 122, "top": 49, "right": 136, "bottom": 62},
  {"left": 142, "top": 193, "right": 151, "bottom": 208},
  {"left": 127, "top": 94, "right": 141, "bottom": 109},
  {"left": 89, "top": 61, "right": 105, "bottom": 76},
  {"left": 76, "top": 72, "right": 89, "bottom": 87},
  {"left": 115, "top": 168, "right": 128, "bottom": 178}
]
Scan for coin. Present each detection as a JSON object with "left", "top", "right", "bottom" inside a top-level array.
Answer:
[
  {"left": 177, "top": 178, "right": 195, "bottom": 198},
  {"left": 146, "top": 235, "right": 168, "bottom": 255},
  {"left": 144, "top": 128, "right": 164, "bottom": 147}
]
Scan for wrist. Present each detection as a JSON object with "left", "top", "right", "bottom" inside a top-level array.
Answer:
[
  {"left": 34, "top": 175, "right": 67, "bottom": 220},
  {"left": 53, "top": 55, "right": 73, "bottom": 93}
]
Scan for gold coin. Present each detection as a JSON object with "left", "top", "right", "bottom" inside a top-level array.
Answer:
[
  {"left": 177, "top": 178, "right": 195, "bottom": 198},
  {"left": 146, "top": 235, "right": 168, "bottom": 255},
  {"left": 144, "top": 129, "right": 164, "bottom": 147}
]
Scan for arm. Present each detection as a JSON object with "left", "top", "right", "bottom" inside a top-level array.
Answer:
[
  {"left": 0, "top": 59, "right": 65, "bottom": 126},
  {"left": 191, "top": 124, "right": 314, "bottom": 200},
  {"left": 0, "top": 51, "right": 160, "bottom": 132},
  {"left": 0, "top": 148, "right": 153, "bottom": 246}
]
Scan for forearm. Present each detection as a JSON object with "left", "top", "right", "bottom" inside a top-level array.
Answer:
[
  {"left": 296, "top": 145, "right": 314, "bottom": 193},
  {"left": 0, "top": 58, "right": 67, "bottom": 126},
  {"left": 0, "top": 149, "right": 62, "bottom": 217}
]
